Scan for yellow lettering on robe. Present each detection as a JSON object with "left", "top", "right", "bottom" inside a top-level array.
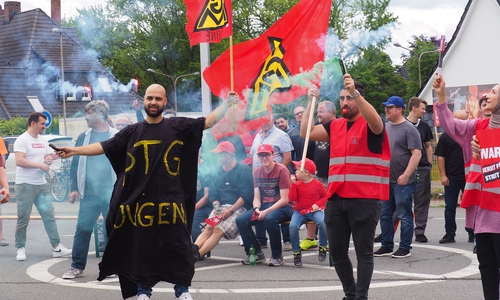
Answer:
[
  {"left": 134, "top": 140, "right": 162, "bottom": 174},
  {"left": 138, "top": 202, "right": 154, "bottom": 227},
  {"left": 173, "top": 202, "right": 186, "bottom": 224},
  {"left": 126, "top": 202, "right": 139, "bottom": 227},
  {"left": 114, "top": 205, "right": 126, "bottom": 229},
  {"left": 164, "top": 140, "right": 183, "bottom": 176},
  {"left": 158, "top": 202, "right": 170, "bottom": 225}
]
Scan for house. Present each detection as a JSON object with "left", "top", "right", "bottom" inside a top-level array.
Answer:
[
  {"left": 0, "top": 0, "right": 141, "bottom": 135},
  {"left": 418, "top": 0, "right": 500, "bottom": 126}
]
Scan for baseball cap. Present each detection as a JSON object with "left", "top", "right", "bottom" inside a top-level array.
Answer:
[
  {"left": 381, "top": 96, "right": 405, "bottom": 109},
  {"left": 292, "top": 158, "right": 317, "bottom": 175},
  {"left": 211, "top": 141, "right": 235, "bottom": 154},
  {"left": 257, "top": 144, "right": 274, "bottom": 154}
]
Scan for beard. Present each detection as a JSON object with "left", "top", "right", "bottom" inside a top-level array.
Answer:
[
  {"left": 144, "top": 104, "right": 164, "bottom": 117},
  {"left": 341, "top": 105, "right": 359, "bottom": 119}
]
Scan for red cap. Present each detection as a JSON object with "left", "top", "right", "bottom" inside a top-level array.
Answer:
[
  {"left": 257, "top": 144, "right": 274, "bottom": 154},
  {"left": 211, "top": 141, "right": 235, "bottom": 154},
  {"left": 292, "top": 158, "right": 317, "bottom": 174}
]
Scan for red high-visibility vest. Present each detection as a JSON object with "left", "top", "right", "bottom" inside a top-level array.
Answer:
[{"left": 327, "top": 117, "right": 390, "bottom": 200}]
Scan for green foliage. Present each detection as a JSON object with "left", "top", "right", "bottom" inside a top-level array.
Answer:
[
  {"left": 0, "top": 116, "right": 61, "bottom": 136},
  {"left": 349, "top": 47, "right": 407, "bottom": 113},
  {"left": 401, "top": 35, "right": 440, "bottom": 97},
  {"left": 0, "top": 117, "right": 27, "bottom": 136},
  {"left": 63, "top": 0, "right": 403, "bottom": 114}
]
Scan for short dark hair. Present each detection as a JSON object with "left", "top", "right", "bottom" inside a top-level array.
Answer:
[
  {"left": 354, "top": 81, "right": 365, "bottom": 96},
  {"left": 274, "top": 113, "right": 288, "bottom": 121},
  {"left": 27, "top": 112, "right": 47, "bottom": 127},
  {"left": 408, "top": 97, "right": 427, "bottom": 110},
  {"left": 479, "top": 95, "right": 488, "bottom": 106}
]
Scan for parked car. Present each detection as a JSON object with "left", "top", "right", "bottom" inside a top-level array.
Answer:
[{"left": 3, "top": 134, "right": 75, "bottom": 201}]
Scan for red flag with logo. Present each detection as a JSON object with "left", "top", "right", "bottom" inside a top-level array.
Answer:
[
  {"left": 184, "top": 0, "right": 233, "bottom": 46},
  {"left": 204, "top": 0, "right": 332, "bottom": 139}
]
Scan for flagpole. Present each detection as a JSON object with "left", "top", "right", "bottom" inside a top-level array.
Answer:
[
  {"left": 230, "top": 35, "right": 234, "bottom": 90},
  {"left": 229, "top": 35, "right": 236, "bottom": 130},
  {"left": 300, "top": 95, "right": 317, "bottom": 171}
]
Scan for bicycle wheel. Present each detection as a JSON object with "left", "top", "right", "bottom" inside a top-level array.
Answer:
[{"left": 51, "top": 172, "right": 69, "bottom": 202}]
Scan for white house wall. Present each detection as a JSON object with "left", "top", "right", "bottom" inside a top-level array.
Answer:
[{"left": 419, "top": 0, "right": 500, "bottom": 104}]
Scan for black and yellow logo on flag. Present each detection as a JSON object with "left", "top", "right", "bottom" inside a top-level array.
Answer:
[
  {"left": 245, "top": 37, "right": 292, "bottom": 121},
  {"left": 195, "top": 0, "right": 229, "bottom": 32}
]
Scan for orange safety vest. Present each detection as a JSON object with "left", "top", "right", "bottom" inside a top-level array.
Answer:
[{"left": 327, "top": 117, "right": 390, "bottom": 200}]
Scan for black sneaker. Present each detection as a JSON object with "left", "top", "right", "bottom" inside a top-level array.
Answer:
[
  {"left": 192, "top": 244, "right": 201, "bottom": 262},
  {"left": 391, "top": 247, "right": 411, "bottom": 258},
  {"left": 415, "top": 234, "right": 428, "bottom": 243},
  {"left": 468, "top": 231, "right": 475, "bottom": 243},
  {"left": 318, "top": 246, "right": 327, "bottom": 261},
  {"left": 373, "top": 246, "right": 393, "bottom": 257},
  {"left": 374, "top": 233, "right": 382, "bottom": 243},
  {"left": 439, "top": 233, "right": 456, "bottom": 244},
  {"left": 293, "top": 252, "right": 302, "bottom": 267}
]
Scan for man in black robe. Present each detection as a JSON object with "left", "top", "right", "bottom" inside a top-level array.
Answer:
[{"left": 55, "top": 84, "right": 239, "bottom": 300}]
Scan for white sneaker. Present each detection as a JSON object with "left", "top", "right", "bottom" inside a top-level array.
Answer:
[
  {"left": 62, "top": 267, "right": 83, "bottom": 279},
  {"left": 175, "top": 292, "right": 193, "bottom": 300},
  {"left": 137, "top": 294, "right": 150, "bottom": 300},
  {"left": 238, "top": 235, "right": 244, "bottom": 246},
  {"left": 16, "top": 247, "right": 26, "bottom": 261},
  {"left": 52, "top": 243, "right": 72, "bottom": 257}
]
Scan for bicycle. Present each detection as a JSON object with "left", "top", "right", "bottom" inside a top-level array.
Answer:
[{"left": 50, "top": 158, "right": 71, "bottom": 202}]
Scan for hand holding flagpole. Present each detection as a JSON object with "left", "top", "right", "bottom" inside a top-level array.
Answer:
[
  {"left": 436, "top": 35, "right": 445, "bottom": 78},
  {"left": 300, "top": 94, "right": 317, "bottom": 172}
]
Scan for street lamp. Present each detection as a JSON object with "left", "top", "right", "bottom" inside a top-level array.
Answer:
[
  {"left": 393, "top": 42, "right": 414, "bottom": 54},
  {"left": 147, "top": 69, "right": 200, "bottom": 112},
  {"left": 418, "top": 50, "right": 440, "bottom": 87},
  {"left": 52, "top": 28, "right": 67, "bottom": 136}
]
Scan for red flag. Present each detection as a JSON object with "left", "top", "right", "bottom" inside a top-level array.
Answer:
[
  {"left": 204, "top": 0, "right": 332, "bottom": 139},
  {"left": 184, "top": 0, "right": 233, "bottom": 46}
]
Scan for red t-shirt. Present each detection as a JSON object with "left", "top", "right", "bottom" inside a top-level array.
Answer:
[
  {"left": 289, "top": 179, "right": 327, "bottom": 211},
  {"left": 253, "top": 162, "right": 291, "bottom": 205}
]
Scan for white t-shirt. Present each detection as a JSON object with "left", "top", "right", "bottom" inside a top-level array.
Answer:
[{"left": 14, "top": 132, "right": 52, "bottom": 185}]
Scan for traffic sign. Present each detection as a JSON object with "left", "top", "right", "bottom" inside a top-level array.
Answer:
[{"left": 41, "top": 110, "right": 52, "bottom": 128}]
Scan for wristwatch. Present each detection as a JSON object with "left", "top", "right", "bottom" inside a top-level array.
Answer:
[{"left": 351, "top": 90, "right": 360, "bottom": 99}]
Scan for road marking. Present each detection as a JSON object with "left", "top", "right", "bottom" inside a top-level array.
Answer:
[{"left": 26, "top": 244, "right": 479, "bottom": 294}]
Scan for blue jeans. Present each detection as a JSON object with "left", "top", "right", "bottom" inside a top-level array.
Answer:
[
  {"left": 191, "top": 202, "right": 212, "bottom": 241},
  {"left": 444, "top": 178, "right": 465, "bottom": 236},
  {"left": 289, "top": 210, "right": 327, "bottom": 252},
  {"left": 71, "top": 195, "right": 110, "bottom": 270},
  {"left": 236, "top": 202, "right": 293, "bottom": 258},
  {"left": 137, "top": 284, "right": 188, "bottom": 298},
  {"left": 15, "top": 183, "right": 60, "bottom": 248},
  {"left": 325, "top": 198, "right": 381, "bottom": 300},
  {"left": 381, "top": 182, "right": 417, "bottom": 250}
]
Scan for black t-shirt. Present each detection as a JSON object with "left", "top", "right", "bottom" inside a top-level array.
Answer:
[
  {"left": 407, "top": 118, "right": 433, "bottom": 167},
  {"left": 434, "top": 132, "right": 465, "bottom": 181},
  {"left": 210, "top": 162, "right": 254, "bottom": 210}
]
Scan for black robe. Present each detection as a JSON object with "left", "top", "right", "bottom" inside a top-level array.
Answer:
[{"left": 97, "top": 117, "right": 205, "bottom": 296}]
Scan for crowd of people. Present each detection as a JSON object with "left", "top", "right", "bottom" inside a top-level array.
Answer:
[{"left": 0, "top": 72, "right": 497, "bottom": 300}]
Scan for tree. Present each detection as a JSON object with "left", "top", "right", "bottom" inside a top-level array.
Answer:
[
  {"left": 401, "top": 35, "right": 441, "bottom": 97},
  {"left": 64, "top": 0, "right": 399, "bottom": 112},
  {"left": 349, "top": 47, "right": 407, "bottom": 114}
]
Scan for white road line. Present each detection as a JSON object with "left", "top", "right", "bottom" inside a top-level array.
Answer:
[{"left": 26, "top": 244, "right": 479, "bottom": 294}]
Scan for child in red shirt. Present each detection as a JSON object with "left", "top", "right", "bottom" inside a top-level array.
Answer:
[{"left": 289, "top": 158, "right": 328, "bottom": 267}]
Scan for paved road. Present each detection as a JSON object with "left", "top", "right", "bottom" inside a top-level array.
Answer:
[{"left": 0, "top": 202, "right": 482, "bottom": 300}]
